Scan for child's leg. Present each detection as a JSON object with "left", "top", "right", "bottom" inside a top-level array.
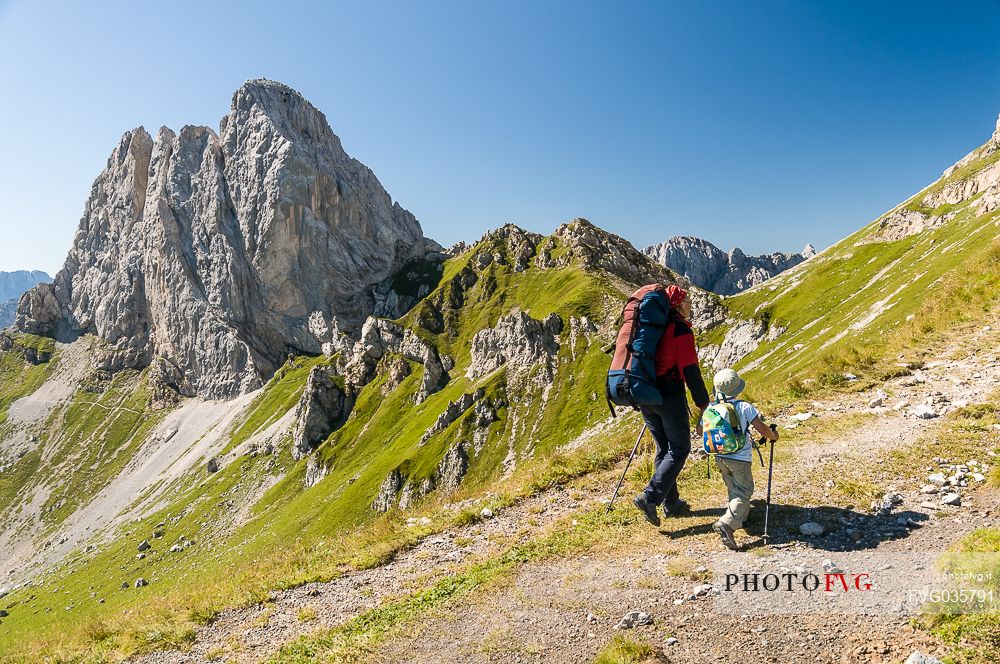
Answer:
[
  {"left": 717, "top": 458, "right": 754, "bottom": 531},
  {"left": 718, "top": 459, "right": 737, "bottom": 505},
  {"left": 714, "top": 457, "right": 737, "bottom": 518}
]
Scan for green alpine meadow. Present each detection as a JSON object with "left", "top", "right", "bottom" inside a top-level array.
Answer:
[{"left": 3, "top": 69, "right": 1000, "bottom": 664}]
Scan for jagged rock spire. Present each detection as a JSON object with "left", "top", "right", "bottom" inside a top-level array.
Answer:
[{"left": 17, "top": 80, "right": 439, "bottom": 399}]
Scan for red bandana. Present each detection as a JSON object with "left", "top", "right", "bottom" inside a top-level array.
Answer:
[{"left": 664, "top": 284, "right": 687, "bottom": 308}]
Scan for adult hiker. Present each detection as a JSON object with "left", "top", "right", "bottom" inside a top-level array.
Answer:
[{"left": 632, "top": 285, "right": 710, "bottom": 527}]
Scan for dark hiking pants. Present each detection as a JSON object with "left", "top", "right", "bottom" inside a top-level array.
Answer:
[{"left": 639, "top": 391, "right": 691, "bottom": 505}]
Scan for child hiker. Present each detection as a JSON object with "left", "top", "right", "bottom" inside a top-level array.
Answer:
[{"left": 700, "top": 368, "right": 778, "bottom": 550}]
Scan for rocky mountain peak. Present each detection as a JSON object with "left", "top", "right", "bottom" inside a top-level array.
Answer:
[
  {"left": 643, "top": 236, "right": 810, "bottom": 296},
  {"left": 16, "top": 80, "right": 439, "bottom": 399},
  {"left": 546, "top": 218, "right": 676, "bottom": 285},
  {"left": 224, "top": 79, "right": 347, "bottom": 159},
  {"left": 0, "top": 271, "right": 51, "bottom": 305}
]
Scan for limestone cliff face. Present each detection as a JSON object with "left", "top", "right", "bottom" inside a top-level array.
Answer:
[
  {"left": 643, "top": 236, "right": 812, "bottom": 296},
  {"left": 0, "top": 300, "right": 16, "bottom": 328},
  {"left": 16, "top": 80, "right": 440, "bottom": 399}
]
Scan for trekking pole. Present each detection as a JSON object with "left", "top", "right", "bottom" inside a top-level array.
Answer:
[
  {"left": 606, "top": 423, "right": 647, "bottom": 514},
  {"left": 762, "top": 424, "right": 777, "bottom": 541}
]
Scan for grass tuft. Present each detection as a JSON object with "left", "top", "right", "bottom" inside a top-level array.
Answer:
[{"left": 593, "top": 635, "right": 657, "bottom": 664}]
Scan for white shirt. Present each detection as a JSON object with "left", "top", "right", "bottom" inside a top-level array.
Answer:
[{"left": 720, "top": 399, "right": 760, "bottom": 462}]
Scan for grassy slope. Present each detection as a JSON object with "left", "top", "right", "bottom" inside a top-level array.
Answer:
[
  {"left": 267, "top": 324, "right": 1000, "bottom": 664},
  {"left": 722, "top": 163, "right": 1000, "bottom": 407},
  {"left": 235, "top": 229, "right": 620, "bottom": 559},
  {"left": 0, "top": 228, "right": 632, "bottom": 662},
  {"left": 0, "top": 340, "right": 60, "bottom": 535},
  {"left": 710, "top": 143, "right": 1000, "bottom": 660},
  {"left": 0, "top": 334, "right": 57, "bottom": 426}
]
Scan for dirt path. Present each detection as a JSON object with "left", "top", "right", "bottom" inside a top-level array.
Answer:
[
  {"left": 133, "top": 330, "right": 1000, "bottom": 663},
  {"left": 373, "top": 490, "right": 998, "bottom": 663},
  {"left": 132, "top": 483, "right": 608, "bottom": 664},
  {"left": 369, "top": 335, "right": 1000, "bottom": 664}
]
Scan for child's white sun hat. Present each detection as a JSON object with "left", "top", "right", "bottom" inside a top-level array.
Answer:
[{"left": 713, "top": 368, "right": 745, "bottom": 399}]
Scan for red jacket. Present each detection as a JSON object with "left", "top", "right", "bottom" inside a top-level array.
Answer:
[{"left": 654, "top": 317, "right": 709, "bottom": 408}]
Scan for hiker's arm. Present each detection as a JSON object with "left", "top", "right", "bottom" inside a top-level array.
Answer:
[
  {"left": 694, "top": 404, "right": 706, "bottom": 437},
  {"left": 684, "top": 363, "right": 708, "bottom": 437},
  {"left": 674, "top": 332, "right": 710, "bottom": 409},
  {"left": 751, "top": 415, "right": 778, "bottom": 441},
  {"left": 681, "top": 363, "right": 710, "bottom": 409}
]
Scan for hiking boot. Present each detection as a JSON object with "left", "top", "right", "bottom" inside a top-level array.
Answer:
[
  {"left": 632, "top": 493, "right": 661, "bottom": 527},
  {"left": 713, "top": 521, "right": 738, "bottom": 550},
  {"left": 662, "top": 498, "right": 690, "bottom": 519}
]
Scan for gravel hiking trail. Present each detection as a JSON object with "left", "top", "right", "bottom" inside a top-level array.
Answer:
[{"left": 134, "top": 327, "right": 1000, "bottom": 663}]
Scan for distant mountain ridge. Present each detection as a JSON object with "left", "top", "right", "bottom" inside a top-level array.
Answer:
[
  {"left": 643, "top": 236, "right": 814, "bottom": 295},
  {"left": 0, "top": 270, "right": 50, "bottom": 302},
  {"left": 0, "top": 270, "right": 50, "bottom": 327}
]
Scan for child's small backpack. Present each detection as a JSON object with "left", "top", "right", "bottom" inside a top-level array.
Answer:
[{"left": 701, "top": 400, "right": 747, "bottom": 455}]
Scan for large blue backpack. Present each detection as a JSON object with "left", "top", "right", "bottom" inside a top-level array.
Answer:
[{"left": 606, "top": 284, "right": 669, "bottom": 415}]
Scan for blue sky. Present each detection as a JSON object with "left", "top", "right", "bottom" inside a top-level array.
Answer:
[{"left": 2, "top": 0, "right": 1000, "bottom": 275}]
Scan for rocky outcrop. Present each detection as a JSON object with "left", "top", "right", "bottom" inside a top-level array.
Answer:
[
  {"left": 304, "top": 456, "right": 329, "bottom": 488},
  {"left": 467, "top": 311, "right": 562, "bottom": 383},
  {"left": 874, "top": 207, "right": 950, "bottom": 241},
  {"left": 710, "top": 319, "right": 767, "bottom": 371},
  {"left": 542, "top": 219, "right": 671, "bottom": 287},
  {"left": 291, "top": 366, "right": 351, "bottom": 460},
  {"left": 435, "top": 441, "right": 470, "bottom": 492},
  {"left": 477, "top": 225, "right": 540, "bottom": 273},
  {"left": 537, "top": 219, "right": 725, "bottom": 331},
  {"left": 644, "top": 236, "right": 811, "bottom": 295},
  {"left": 381, "top": 355, "right": 411, "bottom": 394},
  {"left": 421, "top": 390, "right": 483, "bottom": 443},
  {"left": 341, "top": 316, "right": 448, "bottom": 403},
  {"left": 15, "top": 80, "right": 440, "bottom": 399},
  {"left": 0, "top": 271, "right": 50, "bottom": 328},
  {"left": 373, "top": 440, "right": 473, "bottom": 512},
  {"left": 401, "top": 333, "right": 449, "bottom": 403},
  {"left": 373, "top": 469, "right": 404, "bottom": 512},
  {"left": 566, "top": 316, "right": 598, "bottom": 360},
  {"left": 700, "top": 317, "right": 788, "bottom": 371},
  {"left": 12, "top": 282, "right": 62, "bottom": 338},
  {"left": 398, "top": 477, "right": 436, "bottom": 510},
  {"left": 419, "top": 389, "right": 501, "bottom": 444},
  {"left": 874, "top": 113, "right": 1000, "bottom": 242},
  {"left": 473, "top": 397, "right": 500, "bottom": 427}
]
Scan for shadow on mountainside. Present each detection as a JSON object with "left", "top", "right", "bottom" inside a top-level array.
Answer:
[{"left": 659, "top": 501, "right": 931, "bottom": 553}]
